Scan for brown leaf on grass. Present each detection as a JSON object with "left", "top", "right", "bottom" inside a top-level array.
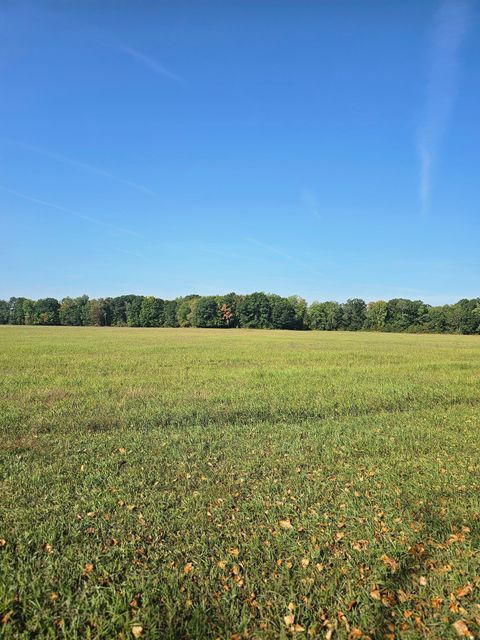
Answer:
[
  {"left": 118, "top": 447, "right": 126, "bottom": 454},
  {"left": 0, "top": 539, "right": 6, "bottom": 547},
  {"left": 284, "top": 614, "right": 295, "bottom": 626},
  {"left": 419, "top": 576, "right": 427, "bottom": 586},
  {"left": 131, "top": 625, "right": 143, "bottom": 638},
  {"left": 291, "top": 624, "right": 305, "bottom": 633},
  {"left": 352, "top": 540, "right": 369, "bottom": 551},
  {"left": 380, "top": 554, "right": 398, "bottom": 572},
  {"left": 279, "top": 519, "right": 293, "bottom": 530},
  {"left": 228, "top": 547, "right": 239, "bottom": 557},
  {"left": 370, "top": 586, "right": 381, "bottom": 601},
  {"left": 456, "top": 584, "right": 473, "bottom": 598},
  {"left": 1, "top": 611, "right": 13, "bottom": 625},
  {"left": 448, "top": 533, "right": 466, "bottom": 545},
  {"left": 183, "top": 563, "right": 193, "bottom": 574},
  {"left": 82, "top": 562, "right": 94, "bottom": 576},
  {"left": 217, "top": 560, "right": 226, "bottom": 569},
  {"left": 42, "top": 542, "right": 53, "bottom": 553},
  {"left": 348, "top": 630, "right": 363, "bottom": 639},
  {"left": 301, "top": 558, "right": 310, "bottom": 569},
  {"left": 452, "top": 620, "right": 474, "bottom": 638}
]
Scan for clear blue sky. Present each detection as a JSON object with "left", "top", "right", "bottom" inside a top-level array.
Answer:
[{"left": 1, "top": 0, "right": 479, "bottom": 304}]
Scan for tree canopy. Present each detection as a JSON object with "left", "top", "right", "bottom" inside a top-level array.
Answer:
[{"left": 1, "top": 293, "right": 479, "bottom": 334}]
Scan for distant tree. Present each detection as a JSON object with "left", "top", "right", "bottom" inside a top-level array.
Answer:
[
  {"left": 307, "top": 301, "right": 342, "bottom": 330},
  {"left": 22, "top": 299, "right": 35, "bottom": 325},
  {"left": 32, "top": 298, "right": 60, "bottom": 325},
  {"left": 126, "top": 296, "right": 144, "bottom": 327},
  {"left": 140, "top": 296, "right": 164, "bottom": 327},
  {"left": 385, "top": 299, "right": 428, "bottom": 332},
  {"left": 191, "top": 297, "right": 220, "bottom": 327},
  {"left": 342, "top": 298, "right": 367, "bottom": 331},
  {"left": 163, "top": 300, "right": 178, "bottom": 327},
  {"left": 8, "top": 297, "right": 27, "bottom": 325},
  {"left": 365, "top": 300, "right": 387, "bottom": 331},
  {"left": 88, "top": 298, "right": 111, "bottom": 326},
  {"left": 237, "top": 292, "right": 272, "bottom": 328},
  {"left": 288, "top": 295, "right": 308, "bottom": 329},
  {"left": 0, "top": 300, "right": 9, "bottom": 324},
  {"left": 269, "top": 295, "right": 297, "bottom": 329},
  {"left": 217, "top": 293, "right": 240, "bottom": 327},
  {"left": 59, "top": 295, "right": 89, "bottom": 326},
  {"left": 219, "top": 303, "right": 234, "bottom": 327},
  {"left": 176, "top": 295, "right": 200, "bottom": 327}
]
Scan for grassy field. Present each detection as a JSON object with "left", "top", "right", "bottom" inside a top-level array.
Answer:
[{"left": 1, "top": 327, "right": 480, "bottom": 639}]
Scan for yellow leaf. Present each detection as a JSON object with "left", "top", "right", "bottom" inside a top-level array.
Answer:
[
  {"left": 456, "top": 584, "right": 473, "bottom": 598},
  {"left": 217, "top": 560, "right": 226, "bottom": 569},
  {"left": 370, "top": 586, "right": 381, "bottom": 601},
  {"left": 419, "top": 576, "right": 427, "bottom": 586},
  {"left": 228, "top": 547, "right": 239, "bottom": 556},
  {"left": 380, "top": 554, "right": 398, "bottom": 572},
  {"left": 284, "top": 614, "right": 295, "bottom": 626},
  {"left": 292, "top": 624, "right": 305, "bottom": 633},
  {"left": 118, "top": 447, "right": 126, "bottom": 454},
  {"left": 301, "top": 558, "right": 310, "bottom": 569},
  {"left": 131, "top": 625, "right": 143, "bottom": 638},
  {"left": 183, "top": 563, "right": 193, "bottom": 574},
  {"left": 279, "top": 519, "right": 293, "bottom": 530},
  {"left": 452, "top": 620, "right": 474, "bottom": 638}
]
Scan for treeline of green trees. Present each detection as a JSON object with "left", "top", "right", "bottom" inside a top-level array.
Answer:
[{"left": 1, "top": 293, "right": 480, "bottom": 334}]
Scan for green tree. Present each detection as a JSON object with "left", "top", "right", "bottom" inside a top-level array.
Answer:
[
  {"left": 32, "top": 298, "right": 60, "bottom": 325},
  {"left": 342, "top": 298, "right": 367, "bottom": 331},
  {"left": 365, "top": 300, "right": 387, "bottom": 330},
  {"left": 140, "top": 297, "right": 164, "bottom": 327}
]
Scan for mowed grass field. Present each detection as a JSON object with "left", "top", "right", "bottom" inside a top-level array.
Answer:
[{"left": 1, "top": 327, "right": 480, "bottom": 639}]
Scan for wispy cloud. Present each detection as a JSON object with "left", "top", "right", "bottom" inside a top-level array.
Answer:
[
  {"left": 122, "top": 46, "right": 184, "bottom": 85},
  {"left": 300, "top": 189, "right": 322, "bottom": 220},
  {"left": 246, "top": 237, "right": 323, "bottom": 278},
  {"left": 418, "top": 0, "right": 473, "bottom": 213},
  {"left": 0, "top": 184, "right": 142, "bottom": 238},
  {"left": 4, "top": 141, "right": 158, "bottom": 197}
]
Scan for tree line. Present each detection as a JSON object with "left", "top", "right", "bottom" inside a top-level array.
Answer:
[{"left": 1, "top": 293, "right": 480, "bottom": 334}]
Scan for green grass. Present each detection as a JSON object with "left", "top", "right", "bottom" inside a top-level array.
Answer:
[{"left": 1, "top": 326, "right": 480, "bottom": 639}]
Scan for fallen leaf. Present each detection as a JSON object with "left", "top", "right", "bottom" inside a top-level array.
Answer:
[
  {"left": 370, "top": 586, "right": 381, "bottom": 601},
  {"left": 1, "top": 611, "right": 13, "bottom": 625},
  {"left": 456, "top": 584, "right": 473, "bottom": 598},
  {"left": 228, "top": 547, "right": 239, "bottom": 557},
  {"left": 301, "top": 558, "right": 310, "bottom": 569},
  {"left": 284, "top": 614, "right": 295, "bottom": 626},
  {"left": 131, "top": 625, "right": 143, "bottom": 638},
  {"left": 280, "top": 519, "right": 293, "bottom": 530},
  {"left": 419, "top": 576, "right": 427, "bottom": 586},
  {"left": 452, "top": 620, "right": 473, "bottom": 638},
  {"left": 183, "top": 563, "right": 193, "bottom": 574},
  {"left": 380, "top": 554, "right": 398, "bottom": 572},
  {"left": 42, "top": 542, "right": 53, "bottom": 553}
]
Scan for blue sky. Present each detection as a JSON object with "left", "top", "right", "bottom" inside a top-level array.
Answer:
[{"left": 1, "top": 0, "right": 479, "bottom": 304}]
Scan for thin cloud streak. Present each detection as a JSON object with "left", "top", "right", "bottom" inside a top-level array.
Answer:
[
  {"left": 418, "top": 0, "right": 473, "bottom": 213},
  {"left": 8, "top": 141, "right": 159, "bottom": 198},
  {"left": 122, "top": 46, "right": 184, "bottom": 85},
  {"left": 301, "top": 189, "right": 322, "bottom": 220},
  {"left": 0, "top": 184, "right": 142, "bottom": 238},
  {"left": 247, "top": 237, "right": 323, "bottom": 278}
]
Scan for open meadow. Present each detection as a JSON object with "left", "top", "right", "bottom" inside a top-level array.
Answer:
[{"left": 1, "top": 326, "right": 480, "bottom": 639}]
